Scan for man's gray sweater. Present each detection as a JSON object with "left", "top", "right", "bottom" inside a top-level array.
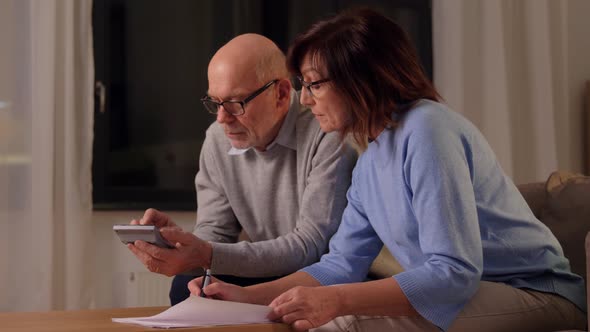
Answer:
[{"left": 194, "top": 91, "right": 357, "bottom": 277}]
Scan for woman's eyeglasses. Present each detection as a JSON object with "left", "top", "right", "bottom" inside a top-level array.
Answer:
[{"left": 297, "top": 76, "right": 331, "bottom": 98}]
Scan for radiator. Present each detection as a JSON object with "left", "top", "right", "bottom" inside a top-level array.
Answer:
[{"left": 126, "top": 271, "right": 172, "bottom": 307}]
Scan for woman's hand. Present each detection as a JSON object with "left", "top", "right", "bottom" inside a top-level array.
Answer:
[
  {"left": 268, "top": 286, "right": 344, "bottom": 331},
  {"left": 187, "top": 276, "right": 252, "bottom": 303}
]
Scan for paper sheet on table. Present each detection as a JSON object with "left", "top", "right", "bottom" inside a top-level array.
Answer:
[{"left": 112, "top": 296, "right": 272, "bottom": 328}]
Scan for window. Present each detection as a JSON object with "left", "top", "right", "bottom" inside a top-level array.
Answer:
[{"left": 92, "top": 0, "right": 432, "bottom": 210}]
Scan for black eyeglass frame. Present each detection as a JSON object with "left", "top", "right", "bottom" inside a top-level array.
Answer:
[
  {"left": 297, "top": 76, "right": 331, "bottom": 97},
  {"left": 201, "top": 79, "right": 279, "bottom": 116}
]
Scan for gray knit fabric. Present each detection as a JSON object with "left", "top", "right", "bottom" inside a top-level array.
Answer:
[{"left": 193, "top": 90, "right": 357, "bottom": 277}]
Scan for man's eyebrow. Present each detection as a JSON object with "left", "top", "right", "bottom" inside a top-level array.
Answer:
[{"left": 205, "top": 90, "right": 249, "bottom": 101}]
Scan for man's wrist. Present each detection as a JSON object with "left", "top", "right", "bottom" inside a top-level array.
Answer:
[
  {"left": 202, "top": 241, "right": 213, "bottom": 269},
  {"left": 183, "top": 238, "right": 213, "bottom": 273}
]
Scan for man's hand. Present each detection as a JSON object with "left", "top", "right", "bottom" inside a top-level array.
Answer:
[
  {"left": 268, "top": 286, "right": 343, "bottom": 331},
  {"left": 127, "top": 209, "right": 213, "bottom": 277},
  {"left": 130, "top": 208, "right": 179, "bottom": 229}
]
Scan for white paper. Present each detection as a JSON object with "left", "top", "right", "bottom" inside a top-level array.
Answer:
[{"left": 112, "top": 296, "right": 272, "bottom": 328}]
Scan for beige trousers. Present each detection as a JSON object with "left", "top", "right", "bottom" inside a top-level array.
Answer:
[{"left": 313, "top": 281, "right": 586, "bottom": 332}]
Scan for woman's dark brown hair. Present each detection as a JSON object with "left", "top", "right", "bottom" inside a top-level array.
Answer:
[{"left": 287, "top": 8, "right": 441, "bottom": 148}]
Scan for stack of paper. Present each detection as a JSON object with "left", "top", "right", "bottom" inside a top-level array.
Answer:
[{"left": 112, "top": 296, "right": 272, "bottom": 328}]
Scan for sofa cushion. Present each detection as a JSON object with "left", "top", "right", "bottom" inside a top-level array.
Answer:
[
  {"left": 517, "top": 182, "right": 546, "bottom": 219},
  {"left": 540, "top": 171, "right": 590, "bottom": 278}
]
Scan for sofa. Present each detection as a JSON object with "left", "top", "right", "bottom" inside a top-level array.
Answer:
[{"left": 369, "top": 170, "right": 590, "bottom": 330}]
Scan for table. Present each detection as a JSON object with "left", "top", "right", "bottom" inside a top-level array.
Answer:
[{"left": 0, "top": 306, "right": 293, "bottom": 331}]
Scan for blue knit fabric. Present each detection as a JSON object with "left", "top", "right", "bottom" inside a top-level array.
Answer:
[{"left": 302, "top": 100, "right": 585, "bottom": 331}]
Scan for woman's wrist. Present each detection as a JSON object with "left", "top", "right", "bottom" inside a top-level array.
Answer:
[
  {"left": 244, "top": 283, "right": 273, "bottom": 305},
  {"left": 332, "top": 285, "right": 349, "bottom": 316}
]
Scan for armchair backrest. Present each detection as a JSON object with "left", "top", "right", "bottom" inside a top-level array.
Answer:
[{"left": 518, "top": 171, "right": 590, "bottom": 278}]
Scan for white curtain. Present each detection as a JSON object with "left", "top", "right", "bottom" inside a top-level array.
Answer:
[
  {"left": 433, "top": 0, "right": 589, "bottom": 183},
  {"left": 0, "top": 0, "right": 94, "bottom": 311}
]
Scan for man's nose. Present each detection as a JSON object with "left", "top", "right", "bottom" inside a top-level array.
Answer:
[
  {"left": 300, "top": 88, "right": 314, "bottom": 106},
  {"left": 216, "top": 106, "right": 235, "bottom": 124}
]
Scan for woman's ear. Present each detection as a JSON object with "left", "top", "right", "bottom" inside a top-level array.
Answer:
[{"left": 275, "top": 78, "right": 292, "bottom": 108}]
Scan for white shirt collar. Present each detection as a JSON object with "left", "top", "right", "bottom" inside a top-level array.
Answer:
[
  {"left": 226, "top": 89, "right": 300, "bottom": 156},
  {"left": 228, "top": 146, "right": 251, "bottom": 155}
]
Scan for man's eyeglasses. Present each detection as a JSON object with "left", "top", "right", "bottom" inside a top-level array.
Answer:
[
  {"left": 297, "top": 76, "right": 331, "bottom": 98},
  {"left": 201, "top": 79, "right": 279, "bottom": 116}
]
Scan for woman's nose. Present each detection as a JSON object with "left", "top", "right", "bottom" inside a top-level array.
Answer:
[{"left": 300, "top": 88, "right": 314, "bottom": 106}]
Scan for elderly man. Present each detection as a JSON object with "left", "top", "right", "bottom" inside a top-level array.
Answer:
[{"left": 127, "top": 34, "right": 356, "bottom": 304}]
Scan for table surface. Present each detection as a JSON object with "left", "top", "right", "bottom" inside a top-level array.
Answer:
[{"left": 0, "top": 306, "right": 293, "bottom": 332}]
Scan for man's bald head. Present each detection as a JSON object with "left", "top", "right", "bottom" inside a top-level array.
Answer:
[
  {"left": 208, "top": 34, "right": 288, "bottom": 86},
  {"left": 206, "top": 34, "right": 293, "bottom": 151}
]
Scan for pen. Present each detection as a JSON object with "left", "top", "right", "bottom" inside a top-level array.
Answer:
[{"left": 200, "top": 269, "right": 212, "bottom": 298}]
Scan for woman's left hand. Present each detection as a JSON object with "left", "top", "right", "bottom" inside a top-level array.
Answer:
[{"left": 268, "top": 285, "right": 343, "bottom": 331}]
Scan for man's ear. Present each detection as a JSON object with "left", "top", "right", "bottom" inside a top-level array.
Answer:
[{"left": 275, "top": 78, "right": 292, "bottom": 108}]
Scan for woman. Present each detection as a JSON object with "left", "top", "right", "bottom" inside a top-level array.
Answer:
[{"left": 189, "top": 8, "right": 586, "bottom": 332}]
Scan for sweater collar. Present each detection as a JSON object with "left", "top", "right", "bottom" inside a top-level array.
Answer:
[{"left": 271, "top": 89, "right": 298, "bottom": 151}]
